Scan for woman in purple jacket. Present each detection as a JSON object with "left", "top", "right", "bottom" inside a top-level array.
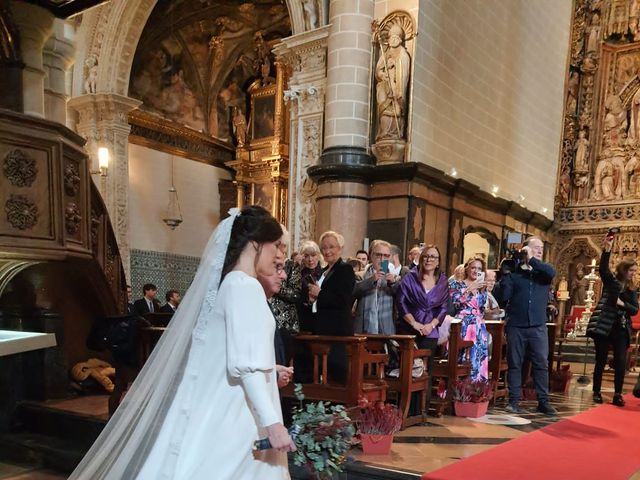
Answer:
[{"left": 397, "top": 245, "right": 450, "bottom": 352}]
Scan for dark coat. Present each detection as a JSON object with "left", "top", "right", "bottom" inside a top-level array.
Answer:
[
  {"left": 587, "top": 251, "right": 639, "bottom": 346},
  {"left": 494, "top": 257, "right": 555, "bottom": 328},
  {"left": 313, "top": 258, "right": 356, "bottom": 336},
  {"left": 159, "top": 303, "right": 176, "bottom": 314},
  {"left": 132, "top": 298, "right": 161, "bottom": 316}
]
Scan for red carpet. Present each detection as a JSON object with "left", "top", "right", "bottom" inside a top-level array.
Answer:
[{"left": 423, "top": 394, "right": 640, "bottom": 480}]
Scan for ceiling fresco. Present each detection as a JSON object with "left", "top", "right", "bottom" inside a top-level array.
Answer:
[{"left": 129, "top": 0, "right": 291, "bottom": 142}]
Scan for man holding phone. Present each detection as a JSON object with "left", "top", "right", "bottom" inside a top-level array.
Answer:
[{"left": 353, "top": 240, "right": 401, "bottom": 335}]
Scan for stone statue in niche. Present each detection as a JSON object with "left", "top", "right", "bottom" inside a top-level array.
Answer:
[
  {"left": 558, "top": 169, "right": 571, "bottom": 206},
  {"left": 371, "top": 12, "right": 415, "bottom": 164},
  {"left": 587, "top": 12, "right": 601, "bottom": 54},
  {"left": 574, "top": 129, "right": 590, "bottom": 172},
  {"left": 594, "top": 160, "right": 617, "bottom": 200},
  {"left": 628, "top": 89, "right": 640, "bottom": 142},
  {"left": 302, "top": 0, "right": 319, "bottom": 31},
  {"left": 232, "top": 106, "right": 247, "bottom": 147},
  {"left": 570, "top": 263, "right": 588, "bottom": 306},
  {"left": 374, "top": 24, "right": 410, "bottom": 141},
  {"left": 254, "top": 31, "right": 271, "bottom": 83},
  {"left": 606, "top": 0, "right": 630, "bottom": 38},
  {"left": 566, "top": 71, "right": 580, "bottom": 114},
  {"left": 84, "top": 56, "right": 98, "bottom": 94},
  {"left": 631, "top": 0, "right": 640, "bottom": 40},
  {"left": 625, "top": 154, "right": 640, "bottom": 196},
  {"left": 603, "top": 94, "right": 627, "bottom": 147}
]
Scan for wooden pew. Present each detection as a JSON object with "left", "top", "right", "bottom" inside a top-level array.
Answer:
[
  {"left": 360, "top": 334, "right": 432, "bottom": 429},
  {"left": 485, "top": 321, "right": 507, "bottom": 404},
  {"left": 282, "top": 335, "right": 388, "bottom": 406},
  {"left": 430, "top": 320, "right": 474, "bottom": 415}
]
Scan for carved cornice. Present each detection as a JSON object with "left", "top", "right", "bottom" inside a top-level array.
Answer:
[{"left": 128, "top": 110, "right": 234, "bottom": 169}]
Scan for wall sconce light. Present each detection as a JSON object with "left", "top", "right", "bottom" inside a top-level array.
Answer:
[
  {"left": 91, "top": 147, "right": 109, "bottom": 176},
  {"left": 491, "top": 185, "right": 499, "bottom": 197}
]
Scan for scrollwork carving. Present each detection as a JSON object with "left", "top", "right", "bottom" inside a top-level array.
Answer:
[
  {"left": 64, "top": 162, "right": 81, "bottom": 196},
  {"left": 5, "top": 194, "right": 38, "bottom": 230},
  {"left": 3, "top": 149, "right": 37, "bottom": 187},
  {"left": 65, "top": 203, "right": 82, "bottom": 235}
]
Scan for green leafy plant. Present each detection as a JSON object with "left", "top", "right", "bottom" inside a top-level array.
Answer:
[
  {"left": 291, "top": 384, "right": 355, "bottom": 480},
  {"left": 353, "top": 397, "right": 402, "bottom": 435},
  {"left": 452, "top": 377, "right": 494, "bottom": 403}
]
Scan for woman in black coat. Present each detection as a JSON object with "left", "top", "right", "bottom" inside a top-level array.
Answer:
[
  {"left": 307, "top": 230, "right": 356, "bottom": 382},
  {"left": 587, "top": 234, "right": 638, "bottom": 407}
]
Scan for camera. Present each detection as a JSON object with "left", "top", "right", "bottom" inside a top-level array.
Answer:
[{"left": 500, "top": 247, "right": 527, "bottom": 275}]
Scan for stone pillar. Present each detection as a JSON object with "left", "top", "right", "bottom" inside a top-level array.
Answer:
[
  {"left": 0, "top": 2, "right": 23, "bottom": 112},
  {"left": 275, "top": 26, "right": 329, "bottom": 248},
  {"left": 43, "top": 19, "right": 75, "bottom": 125},
  {"left": 9, "top": 1, "right": 54, "bottom": 118},
  {"left": 68, "top": 93, "right": 142, "bottom": 280},
  {"left": 313, "top": 0, "right": 375, "bottom": 254}
]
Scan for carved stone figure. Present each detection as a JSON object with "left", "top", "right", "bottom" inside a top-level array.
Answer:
[
  {"left": 375, "top": 24, "right": 410, "bottom": 141},
  {"left": 586, "top": 13, "right": 601, "bottom": 53},
  {"left": 603, "top": 94, "right": 627, "bottom": 147},
  {"left": 570, "top": 264, "right": 588, "bottom": 306},
  {"left": 558, "top": 170, "right": 571, "bottom": 206},
  {"left": 566, "top": 71, "right": 580, "bottom": 114},
  {"left": 600, "top": 161, "right": 617, "bottom": 199},
  {"left": 84, "top": 56, "right": 98, "bottom": 94},
  {"left": 606, "top": 0, "right": 630, "bottom": 37},
  {"left": 574, "top": 129, "right": 590, "bottom": 171},
  {"left": 302, "top": 0, "right": 319, "bottom": 31},
  {"left": 232, "top": 106, "right": 247, "bottom": 147},
  {"left": 631, "top": 0, "right": 640, "bottom": 40},
  {"left": 625, "top": 154, "right": 640, "bottom": 196}
]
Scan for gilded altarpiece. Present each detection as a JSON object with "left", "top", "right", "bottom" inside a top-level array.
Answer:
[
  {"left": 226, "top": 63, "right": 289, "bottom": 224},
  {"left": 554, "top": 0, "right": 640, "bottom": 307}
]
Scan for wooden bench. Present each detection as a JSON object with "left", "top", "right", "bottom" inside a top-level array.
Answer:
[
  {"left": 360, "top": 334, "right": 432, "bottom": 429},
  {"left": 485, "top": 321, "right": 507, "bottom": 404},
  {"left": 430, "top": 321, "right": 473, "bottom": 415},
  {"left": 282, "top": 334, "right": 388, "bottom": 406}
]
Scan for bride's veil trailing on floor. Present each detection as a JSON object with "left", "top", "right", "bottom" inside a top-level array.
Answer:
[{"left": 69, "top": 208, "right": 241, "bottom": 479}]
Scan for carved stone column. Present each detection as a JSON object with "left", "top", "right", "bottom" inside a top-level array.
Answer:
[
  {"left": 68, "top": 93, "right": 141, "bottom": 279},
  {"left": 8, "top": 1, "right": 54, "bottom": 118},
  {"left": 43, "top": 20, "right": 75, "bottom": 125},
  {"left": 274, "top": 26, "right": 329, "bottom": 248}
]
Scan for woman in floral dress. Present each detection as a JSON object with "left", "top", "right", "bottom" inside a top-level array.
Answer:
[{"left": 449, "top": 256, "right": 489, "bottom": 381}]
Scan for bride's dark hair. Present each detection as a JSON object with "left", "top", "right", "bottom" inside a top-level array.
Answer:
[{"left": 221, "top": 205, "right": 283, "bottom": 282}]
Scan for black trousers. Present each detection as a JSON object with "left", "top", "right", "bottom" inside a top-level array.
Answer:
[
  {"left": 593, "top": 326, "right": 628, "bottom": 394},
  {"left": 507, "top": 324, "right": 549, "bottom": 404}
]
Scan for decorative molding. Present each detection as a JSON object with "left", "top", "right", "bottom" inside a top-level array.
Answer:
[
  {"left": 128, "top": 110, "right": 234, "bottom": 168},
  {"left": 3, "top": 149, "right": 37, "bottom": 187},
  {"left": 5, "top": 194, "right": 38, "bottom": 230},
  {"left": 558, "top": 203, "right": 640, "bottom": 224}
]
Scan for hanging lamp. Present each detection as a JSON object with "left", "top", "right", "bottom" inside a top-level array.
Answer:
[{"left": 162, "top": 156, "right": 183, "bottom": 230}]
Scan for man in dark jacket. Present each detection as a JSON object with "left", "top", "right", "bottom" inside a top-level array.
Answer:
[{"left": 495, "top": 237, "right": 558, "bottom": 416}]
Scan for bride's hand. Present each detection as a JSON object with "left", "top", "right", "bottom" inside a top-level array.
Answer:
[{"left": 265, "top": 423, "right": 296, "bottom": 452}]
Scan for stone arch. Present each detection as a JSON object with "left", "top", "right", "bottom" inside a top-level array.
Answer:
[
  {"left": 73, "top": 0, "right": 310, "bottom": 99},
  {"left": 553, "top": 236, "right": 600, "bottom": 285},
  {"left": 462, "top": 225, "right": 500, "bottom": 269}
]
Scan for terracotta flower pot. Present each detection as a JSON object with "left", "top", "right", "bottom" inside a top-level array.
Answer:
[
  {"left": 454, "top": 401, "right": 489, "bottom": 418},
  {"left": 360, "top": 434, "right": 393, "bottom": 455}
]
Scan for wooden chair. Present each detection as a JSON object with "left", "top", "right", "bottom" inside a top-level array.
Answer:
[
  {"left": 139, "top": 326, "right": 165, "bottom": 362},
  {"left": 282, "top": 335, "right": 388, "bottom": 406},
  {"left": 430, "top": 321, "right": 473, "bottom": 415},
  {"left": 360, "top": 334, "right": 432, "bottom": 429},
  {"left": 485, "top": 321, "right": 507, "bottom": 404}
]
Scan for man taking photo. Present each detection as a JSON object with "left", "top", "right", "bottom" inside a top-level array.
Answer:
[{"left": 495, "top": 236, "right": 558, "bottom": 416}]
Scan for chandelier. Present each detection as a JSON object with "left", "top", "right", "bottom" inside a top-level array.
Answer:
[{"left": 162, "top": 156, "right": 183, "bottom": 230}]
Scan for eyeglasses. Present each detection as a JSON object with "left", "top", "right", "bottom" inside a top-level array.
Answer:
[
  {"left": 373, "top": 253, "right": 391, "bottom": 258},
  {"left": 422, "top": 255, "right": 439, "bottom": 261}
]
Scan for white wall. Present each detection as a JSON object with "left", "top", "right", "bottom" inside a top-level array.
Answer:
[
  {"left": 411, "top": 0, "right": 572, "bottom": 218},
  {"left": 128, "top": 143, "right": 232, "bottom": 257}
]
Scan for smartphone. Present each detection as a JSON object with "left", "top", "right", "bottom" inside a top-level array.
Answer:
[
  {"left": 380, "top": 259, "right": 389, "bottom": 274},
  {"left": 606, "top": 227, "right": 621, "bottom": 239},
  {"left": 477, "top": 271, "right": 485, "bottom": 282},
  {"left": 304, "top": 274, "right": 316, "bottom": 284}
]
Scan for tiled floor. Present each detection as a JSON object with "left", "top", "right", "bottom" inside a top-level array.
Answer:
[{"left": 1, "top": 363, "right": 638, "bottom": 479}]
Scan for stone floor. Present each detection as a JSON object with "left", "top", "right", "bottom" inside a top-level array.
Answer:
[{"left": 0, "top": 363, "right": 637, "bottom": 479}]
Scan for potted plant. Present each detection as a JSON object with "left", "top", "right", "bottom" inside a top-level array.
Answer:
[
  {"left": 289, "top": 384, "right": 355, "bottom": 480},
  {"left": 452, "top": 377, "right": 494, "bottom": 418},
  {"left": 354, "top": 398, "right": 402, "bottom": 455}
]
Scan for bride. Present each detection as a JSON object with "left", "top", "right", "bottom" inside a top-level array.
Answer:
[{"left": 70, "top": 206, "right": 295, "bottom": 479}]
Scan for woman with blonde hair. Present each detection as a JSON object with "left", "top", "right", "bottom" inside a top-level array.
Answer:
[{"left": 449, "top": 256, "right": 490, "bottom": 381}]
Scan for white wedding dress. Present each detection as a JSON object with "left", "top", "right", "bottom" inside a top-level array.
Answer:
[{"left": 137, "top": 271, "right": 288, "bottom": 479}]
